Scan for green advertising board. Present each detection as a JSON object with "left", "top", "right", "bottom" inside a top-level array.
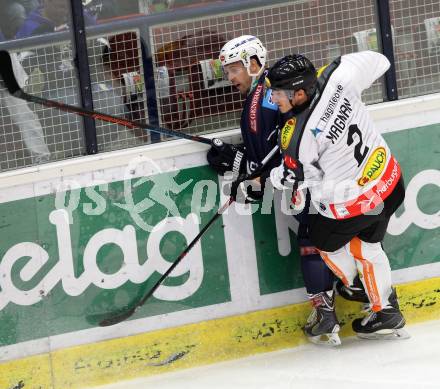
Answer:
[{"left": 0, "top": 124, "right": 438, "bottom": 351}]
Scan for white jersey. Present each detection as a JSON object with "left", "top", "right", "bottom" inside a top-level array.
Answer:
[{"left": 271, "top": 51, "right": 402, "bottom": 219}]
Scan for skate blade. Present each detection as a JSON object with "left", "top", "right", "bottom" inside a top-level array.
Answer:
[
  {"left": 307, "top": 325, "right": 341, "bottom": 347},
  {"left": 356, "top": 328, "right": 411, "bottom": 341}
]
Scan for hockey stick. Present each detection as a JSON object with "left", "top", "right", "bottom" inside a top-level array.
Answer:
[
  {"left": 89, "top": 145, "right": 279, "bottom": 327},
  {"left": 0, "top": 50, "right": 211, "bottom": 145}
]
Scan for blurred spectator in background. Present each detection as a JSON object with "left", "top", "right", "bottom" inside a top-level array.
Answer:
[
  {"left": 86, "top": 37, "right": 142, "bottom": 150},
  {"left": 0, "top": 53, "right": 51, "bottom": 163},
  {"left": 147, "top": 0, "right": 173, "bottom": 13},
  {"left": 102, "top": 33, "right": 145, "bottom": 121},
  {"left": 17, "top": 0, "right": 39, "bottom": 14},
  {"left": 85, "top": 0, "right": 140, "bottom": 21},
  {"left": 15, "top": 0, "right": 96, "bottom": 38},
  {"left": 101, "top": 33, "right": 149, "bottom": 143},
  {"left": 0, "top": 0, "right": 26, "bottom": 40},
  {"left": 84, "top": 0, "right": 120, "bottom": 21}
]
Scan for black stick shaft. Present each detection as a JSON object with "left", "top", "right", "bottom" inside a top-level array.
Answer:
[
  {"left": 0, "top": 50, "right": 211, "bottom": 145},
  {"left": 138, "top": 198, "right": 233, "bottom": 307},
  {"left": 141, "top": 144, "right": 278, "bottom": 305},
  {"left": 98, "top": 144, "right": 279, "bottom": 326},
  {"left": 20, "top": 90, "right": 211, "bottom": 144}
]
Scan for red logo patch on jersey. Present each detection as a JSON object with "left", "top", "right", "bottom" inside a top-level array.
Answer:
[
  {"left": 284, "top": 155, "right": 298, "bottom": 169},
  {"left": 249, "top": 84, "right": 263, "bottom": 133}
]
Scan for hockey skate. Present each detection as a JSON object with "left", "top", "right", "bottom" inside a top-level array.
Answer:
[
  {"left": 304, "top": 291, "right": 341, "bottom": 346},
  {"left": 352, "top": 289, "right": 410, "bottom": 340}
]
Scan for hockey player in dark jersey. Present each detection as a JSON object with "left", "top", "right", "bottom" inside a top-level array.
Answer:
[
  {"left": 265, "top": 52, "right": 409, "bottom": 340},
  {"left": 207, "top": 35, "right": 280, "bottom": 178},
  {"left": 206, "top": 36, "right": 366, "bottom": 346}
]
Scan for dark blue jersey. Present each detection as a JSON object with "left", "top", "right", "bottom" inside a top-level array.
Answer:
[{"left": 240, "top": 72, "right": 281, "bottom": 173}]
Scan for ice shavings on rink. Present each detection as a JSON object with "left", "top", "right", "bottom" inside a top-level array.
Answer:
[{"left": 96, "top": 319, "right": 440, "bottom": 389}]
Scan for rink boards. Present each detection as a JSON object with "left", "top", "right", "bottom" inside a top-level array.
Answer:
[{"left": 0, "top": 94, "right": 439, "bottom": 388}]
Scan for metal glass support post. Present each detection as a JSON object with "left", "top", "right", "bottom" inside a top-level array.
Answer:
[
  {"left": 140, "top": 35, "right": 161, "bottom": 144},
  {"left": 70, "top": 0, "right": 98, "bottom": 154},
  {"left": 375, "top": 0, "right": 398, "bottom": 101}
]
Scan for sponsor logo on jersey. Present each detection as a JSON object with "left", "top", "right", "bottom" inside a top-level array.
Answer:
[
  {"left": 320, "top": 84, "right": 343, "bottom": 123},
  {"left": 357, "top": 195, "right": 379, "bottom": 212},
  {"left": 357, "top": 147, "right": 387, "bottom": 186},
  {"left": 249, "top": 84, "right": 264, "bottom": 133},
  {"left": 280, "top": 118, "right": 296, "bottom": 150},
  {"left": 325, "top": 98, "right": 352, "bottom": 144},
  {"left": 376, "top": 160, "right": 399, "bottom": 197},
  {"left": 335, "top": 204, "right": 350, "bottom": 217},
  {"left": 311, "top": 127, "right": 323, "bottom": 137},
  {"left": 262, "top": 89, "right": 278, "bottom": 111}
]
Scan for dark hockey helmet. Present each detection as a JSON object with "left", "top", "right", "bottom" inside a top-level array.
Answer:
[{"left": 267, "top": 54, "right": 317, "bottom": 96}]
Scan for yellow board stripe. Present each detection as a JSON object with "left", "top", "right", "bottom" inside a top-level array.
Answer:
[{"left": 1, "top": 277, "right": 439, "bottom": 389}]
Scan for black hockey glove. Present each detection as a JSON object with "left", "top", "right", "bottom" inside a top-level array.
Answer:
[
  {"left": 226, "top": 169, "right": 271, "bottom": 204},
  {"left": 207, "top": 138, "right": 246, "bottom": 176}
]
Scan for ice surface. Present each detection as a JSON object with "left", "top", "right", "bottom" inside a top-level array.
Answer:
[{"left": 96, "top": 320, "right": 440, "bottom": 389}]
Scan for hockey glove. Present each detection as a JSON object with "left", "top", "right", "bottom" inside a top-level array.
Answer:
[
  {"left": 207, "top": 138, "right": 246, "bottom": 176},
  {"left": 270, "top": 156, "right": 304, "bottom": 191},
  {"left": 226, "top": 169, "right": 271, "bottom": 204}
]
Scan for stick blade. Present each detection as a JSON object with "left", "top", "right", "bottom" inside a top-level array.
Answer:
[
  {"left": 99, "top": 307, "right": 137, "bottom": 327},
  {"left": 0, "top": 50, "right": 22, "bottom": 95},
  {"left": 86, "top": 306, "right": 137, "bottom": 327}
]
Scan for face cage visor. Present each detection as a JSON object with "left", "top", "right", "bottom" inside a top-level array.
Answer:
[{"left": 270, "top": 88, "right": 295, "bottom": 101}]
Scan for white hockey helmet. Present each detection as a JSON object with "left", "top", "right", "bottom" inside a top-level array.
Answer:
[{"left": 219, "top": 35, "right": 267, "bottom": 76}]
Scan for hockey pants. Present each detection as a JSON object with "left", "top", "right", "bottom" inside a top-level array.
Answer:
[{"left": 320, "top": 238, "right": 393, "bottom": 312}]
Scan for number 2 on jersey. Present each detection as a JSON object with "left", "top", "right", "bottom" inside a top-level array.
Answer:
[{"left": 347, "top": 124, "right": 369, "bottom": 166}]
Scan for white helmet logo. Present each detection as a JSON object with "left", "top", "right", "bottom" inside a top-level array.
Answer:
[{"left": 219, "top": 35, "right": 267, "bottom": 77}]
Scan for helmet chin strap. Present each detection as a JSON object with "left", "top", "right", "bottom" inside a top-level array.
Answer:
[
  {"left": 246, "top": 63, "right": 264, "bottom": 78},
  {"left": 246, "top": 65, "right": 264, "bottom": 94},
  {"left": 248, "top": 67, "right": 264, "bottom": 93},
  {"left": 248, "top": 76, "right": 258, "bottom": 95}
]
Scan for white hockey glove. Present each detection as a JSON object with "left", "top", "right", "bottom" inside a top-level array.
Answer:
[{"left": 270, "top": 156, "right": 303, "bottom": 191}]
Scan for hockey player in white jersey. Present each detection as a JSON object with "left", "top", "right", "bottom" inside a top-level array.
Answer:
[{"left": 264, "top": 51, "right": 409, "bottom": 340}]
